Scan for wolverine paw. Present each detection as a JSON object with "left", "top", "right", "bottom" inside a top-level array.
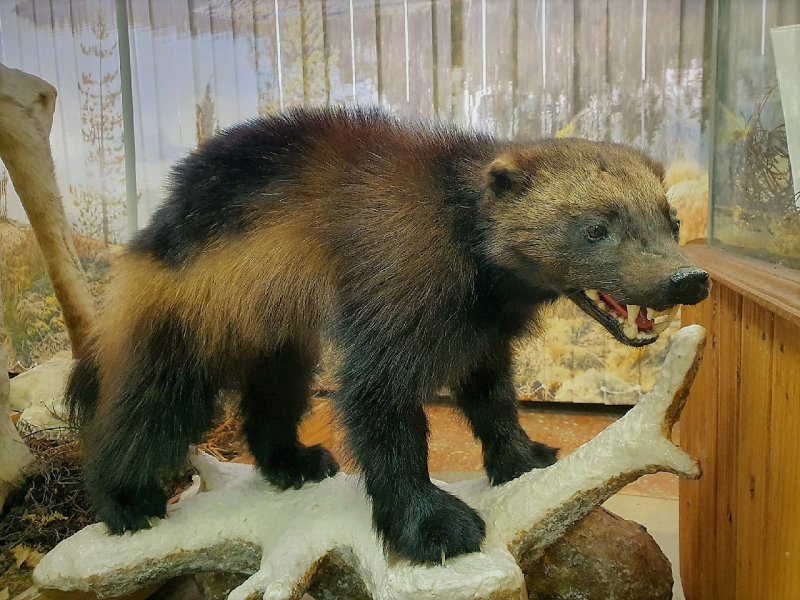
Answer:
[
  {"left": 378, "top": 485, "right": 486, "bottom": 563},
  {"left": 486, "top": 439, "right": 558, "bottom": 486},
  {"left": 93, "top": 484, "right": 168, "bottom": 535},
  {"left": 261, "top": 444, "right": 339, "bottom": 490}
]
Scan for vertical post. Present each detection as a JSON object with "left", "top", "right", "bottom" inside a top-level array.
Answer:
[
  {"left": 349, "top": 0, "right": 357, "bottom": 101},
  {"left": 300, "top": 0, "right": 310, "bottom": 104},
  {"left": 450, "top": 0, "right": 464, "bottom": 124},
  {"left": 115, "top": 0, "right": 138, "bottom": 238},
  {"left": 321, "top": 0, "right": 331, "bottom": 104},
  {"left": 430, "top": 0, "right": 439, "bottom": 118},
  {"left": 403, "top": 0, "right": 410, "bottom": 104},
  {"left": 510, "top": 0, "right": 518, "bottom": 137},
  {"left": 274, "top": 0, "right": 285, "bottom": 109},
  {"left": 374, "top": 0, "right": 383, "bottom": 104},
  {"left": 706, "top": 0, "right": 720, "bottom": 243}
]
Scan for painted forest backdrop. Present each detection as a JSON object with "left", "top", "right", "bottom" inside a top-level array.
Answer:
[{"left": 0, "top": 0, "right": 710, "bottom": 404}]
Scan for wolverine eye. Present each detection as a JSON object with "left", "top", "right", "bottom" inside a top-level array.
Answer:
[
  {"left": 586, "top": 224, "right": 608, "bottom": 241},
  {"left": 671, "top": 218, "right": 681, "bottom": 239}
]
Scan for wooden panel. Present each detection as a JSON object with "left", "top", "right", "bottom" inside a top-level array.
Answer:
[
  {"left": 735, "top": 299, "right": 775, "bottom": 600},
  {"left": 405, "top": 0, "right": 435, "bottom": 117},
  {"left": 483, "top": 0, "right": 516, "bottom": 137},
  {"left": 679, "top": 282, "right": 719, "bottom": 600},
  {"left": 376, "top": 0, "right": 408, "bottom": 110},
  {"left": 714, "top": 286, "right": 742, "bottom": 599},
  {"left": 678, "top": 0, "right": 705, "bottom": 71},
  {"left": 645, "top": 0, "right": 680, "bottom": 154},
  {"left": 607, "top": 0, "right": 644, "bottom": 144},
  {"left": 680, "top": 242, "right": 800, "bottom": 600},
  {"left": 764, "top": 317, "right": 800, "bottom": 598},
  {"left": 515, "top": 0, "right": 545, "bottom": 139},
  {"left": 540, "top": 0, "right": 574, "bottom": 137},
  {"left": 431, "top": 0, "right": 452, "bottom": 121},
  {"left": 573, "top": 0, "right": 609, "bottom": 140},
  {"left": 352, "top": 0, "right": 379, "bottom": 105}
]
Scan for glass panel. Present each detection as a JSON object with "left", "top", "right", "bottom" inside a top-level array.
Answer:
[{"left": 710, "top": 0, "right": 800, "bottom": 268}]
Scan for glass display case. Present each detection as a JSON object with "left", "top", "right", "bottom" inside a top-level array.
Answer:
[{"left": 709, "top": 0, "right": 800, "bottom": 268}]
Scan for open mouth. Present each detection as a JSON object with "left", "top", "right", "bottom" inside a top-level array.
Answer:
[{"left": 572, "top": 289, "right": 679, "bottom": 347}]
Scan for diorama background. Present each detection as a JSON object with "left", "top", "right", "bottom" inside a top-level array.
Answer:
[{"left": 1, "top": 0, "right": 714, "bottom": 404}]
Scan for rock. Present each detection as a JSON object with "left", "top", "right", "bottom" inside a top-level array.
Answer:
[
  {"left": 17, "top": 396, "right": 70, "bottom": 438},
  {"left": 0, "top": 345, "right": 33, "bottom": 512},
  {"left": 524, "top": 508, "right": 673, "bottom": 600},
  {"left": 9, "top": 358, "right": 74, "bottom": 412},
  {"left": 193, "top": 573, "right": 248, "bottom": 599}
]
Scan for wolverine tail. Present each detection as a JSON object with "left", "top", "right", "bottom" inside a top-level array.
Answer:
[{"left": 64, "top": 342, "right": 101, "bottom": 429}]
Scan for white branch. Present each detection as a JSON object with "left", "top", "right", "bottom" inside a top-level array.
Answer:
[{"left": 34, "top": 326, "right": 705, "bottom": 600}]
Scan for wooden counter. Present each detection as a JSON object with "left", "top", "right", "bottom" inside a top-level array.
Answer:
[{"left": 679, "top": 242, "right": 800, "bottom": 600}]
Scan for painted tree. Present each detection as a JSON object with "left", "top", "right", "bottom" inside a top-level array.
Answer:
[{"left": 69, "top": 8, "right": 126, "bottom": 247}]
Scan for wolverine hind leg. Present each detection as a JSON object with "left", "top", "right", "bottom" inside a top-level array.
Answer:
[
  {"left": 83, "top": 319, "right": 219, "bottom": 534},
  {"left": 239, "top": 343, "right": 338, "bottom": 489},
  {"left": 454, "top": 343, "right": 557, "bottom": 485}
]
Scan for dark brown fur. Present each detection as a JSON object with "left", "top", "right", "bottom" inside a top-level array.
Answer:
[{"left": 66, "top": 107, "right": 707, "bottom": 562}]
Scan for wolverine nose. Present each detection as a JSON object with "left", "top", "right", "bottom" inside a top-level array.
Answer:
[{"left": 667, "top": 267, "right": 710, "bottom": 305}]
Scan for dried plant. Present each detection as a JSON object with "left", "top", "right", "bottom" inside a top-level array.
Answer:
[{"left": 729, "top": 87, "right": 800, "bottom": 227}]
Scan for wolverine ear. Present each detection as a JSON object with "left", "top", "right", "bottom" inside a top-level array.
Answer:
[
  {"left": 487, "top": 156, "right": 526, "bottom": 197},
  {"left": 646, "top": 158, "right": 666, "bottom": 183}
]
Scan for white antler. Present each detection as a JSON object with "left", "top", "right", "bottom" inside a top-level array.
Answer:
[{"left": 35, "top": 325, "right": 705, "bottom": 600}]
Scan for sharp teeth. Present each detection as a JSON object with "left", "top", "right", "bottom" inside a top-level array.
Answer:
[
  {"left": 586, "top": 289, "right": 600, "bottom": 301},
  {"left": 653, "top": 315, "right": 670, "bottom": 325},
  {"left": 647, "top": 307, "right": 656, "bottom": 320},
  {"left": 627, "top": 305, "right": 640, "bottom": 325},
  {"left": 668, "top": 305, "right": 680, "bottom": 320},
  {"left": 652, "top": 321, "right": 670, "bottom": 335},
  {"left": 623, "top": 322, "right": 639, "bottom": 339}
]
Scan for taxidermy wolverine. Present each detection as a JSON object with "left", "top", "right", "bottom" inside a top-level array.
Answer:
[{"left": 66, "top": 106, "right": 709, "bottom": 563}]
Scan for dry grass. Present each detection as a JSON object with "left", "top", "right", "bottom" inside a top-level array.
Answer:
[
  {"left": 197, "top": 395, "right": 248, "bottom": 462},
  {"left": 0, "top": 436, "right": 92, "bottom": 595}
]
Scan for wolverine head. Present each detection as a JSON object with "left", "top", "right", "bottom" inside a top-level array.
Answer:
[{"left": 481, "top": 139, "right": 709, "bottom": 347}]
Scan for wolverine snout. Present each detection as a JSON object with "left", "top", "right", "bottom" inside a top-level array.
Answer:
[{"left": 666, "top": 267, "right": 710, "bottom": 306}]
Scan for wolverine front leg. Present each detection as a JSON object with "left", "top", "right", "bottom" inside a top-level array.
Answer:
[
  {"left": 454, "top": 346, "right": 558, "bottom": 485},
  {"left": 337, "top": 347, "right": 485, "bottom": 562}
]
